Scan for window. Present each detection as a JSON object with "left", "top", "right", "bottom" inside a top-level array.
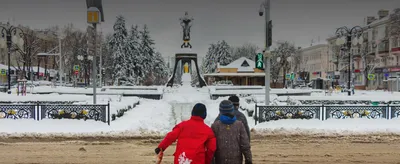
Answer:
[{"left": 398, "top": 56, "right": 400, "bottom": 66}]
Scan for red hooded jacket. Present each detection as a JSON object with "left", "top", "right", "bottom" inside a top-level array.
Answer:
[{"left": 158, "top": 116, "right": 217, "bottom": 164}]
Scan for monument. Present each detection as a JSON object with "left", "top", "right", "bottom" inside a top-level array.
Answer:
[
  {"left": 180, "top": 12, "right": 193, "bottom": 48},
  {"left": 166, "top": 12, "right": 207, "bottom": 87}
]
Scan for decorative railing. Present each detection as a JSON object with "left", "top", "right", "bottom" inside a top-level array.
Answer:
[
  {"left": 0, "top": 103, "right": 110, "bottom": 125},
  {"left": 255, "top": 104, "right": 400, "bottom": 125}
]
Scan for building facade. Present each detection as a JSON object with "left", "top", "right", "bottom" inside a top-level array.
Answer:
[
  {"left": 299, "top": 43, "right": 330, "bottom": 81},
  {"left": 326, "top": 9, "right": 400, "bottom": 90}
]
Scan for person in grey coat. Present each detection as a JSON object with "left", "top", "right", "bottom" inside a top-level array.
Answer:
[
  {"left": 211, "top": 100, "right": 252, "bottom": 164},
  {"left": 214, "top": 95, "right": 250, "bottom": 140}
]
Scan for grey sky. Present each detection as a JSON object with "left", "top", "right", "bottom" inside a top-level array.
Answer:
[{"left": 0, "top": 0, "right": 399, "bottom": 61}]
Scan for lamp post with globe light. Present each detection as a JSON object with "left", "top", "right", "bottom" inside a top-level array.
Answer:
[
  {"left": 335, "top": 26, "right": 364, "bottom": 96},
  {"left": 0, "top": 22, "right": 25, "bottom": 94},
  {"left": 77, "top": 54, "right": 93, "bottom": 87}
]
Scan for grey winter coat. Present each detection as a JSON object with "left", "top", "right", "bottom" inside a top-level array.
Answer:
[
  {"left": 214, "top": 109, "right": 250, "bottom": 141},
  {"left": 211, "top": 120, "right": 252, "bottom": 164}
]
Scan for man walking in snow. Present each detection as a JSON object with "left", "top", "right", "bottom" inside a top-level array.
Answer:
[
  {"left": 214, "top": 95, "right": 250, "bottom": 140},
  {"left": 211, "top": 100, "right": 252, "bottom": 164},
  {"left": 155, "top": 103, "right": 216, "bottom": 164}
]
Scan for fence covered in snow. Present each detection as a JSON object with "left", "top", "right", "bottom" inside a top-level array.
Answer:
[
  {"left": 0, "top": 104, "right": 110, "bottom": 125},
  {"left": 255, "top": 104, "right": 400, "bottom": 125}
]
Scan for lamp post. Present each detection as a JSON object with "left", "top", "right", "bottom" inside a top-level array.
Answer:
[
  {"left": 277, "top": 55, "right": 294, "bottom": 89},
  {"left": 78, "top": 54, "right": 93, "bottom": 86},
  {"left": 258, "top": 0, "right": 272, "bottom": 105},
  {"left": 335, "top": 26, "right": 364, "bottom": 96},
  {"left": 0, "top": 22, "right": 25, "bottom": 93}
]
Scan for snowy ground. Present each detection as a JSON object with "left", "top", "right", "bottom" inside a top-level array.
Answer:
[
  {"left": 277, "top": 90, "right": 400, "bottom": 102},
  {"left": 2, "top": 76, "right": 400, "bottom": 137},
  {"left": 27, "top": 86, "right": 163, "bottom": 95}
]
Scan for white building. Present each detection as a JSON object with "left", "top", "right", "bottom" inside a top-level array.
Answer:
[{"left": 299, "top": 42, "right": 329, "bottom": 80}]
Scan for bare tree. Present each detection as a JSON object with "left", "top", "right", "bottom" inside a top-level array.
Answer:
[
  {"left": 13, "top": 27, "right": 42, "bottom": 80},
  {"left": 390, "top": 8, "right": 400, "bottom": 37},
  {"left": 60, "top": 24, "right": 88, "bottom": 83},
  {"left": 273, "top": 41, "right": 297, "bottom": 88},
  {"left": 231, "top": 43, "right": 259, "bottom": 61},
  {"left": 270, "top": 51, "right": 280, "bottom": 87}
]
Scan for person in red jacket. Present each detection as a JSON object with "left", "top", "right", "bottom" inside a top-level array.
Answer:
[{"left": 155, "top": 103, "right": 217, "bottom": 164}]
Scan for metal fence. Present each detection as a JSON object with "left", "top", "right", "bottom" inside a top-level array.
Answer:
[
  {"left": 0, "top": 103, "right": 110, "bottom": 125},
  {"left": 255, "top": 104, "right": 400, "bottom": 125}
]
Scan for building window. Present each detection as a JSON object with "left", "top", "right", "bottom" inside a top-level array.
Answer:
[{"left": 397, "top": 56, "right": 400, "bottom": 66}]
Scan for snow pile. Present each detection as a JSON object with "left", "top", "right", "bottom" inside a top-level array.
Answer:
[
  {"left": 0, "top": 92, "right": 89, "bottom": 102},
  {"left": 3, "top": 85, "right": 400, "bottom": 137},
  {"left": 254, "top": 119, "right": 400, "bottom": 135},
  {"left": 29, "top": 86, "right": 163, "bottom": 95},
  {"left": 0, "top": 99, "right": 169, "bottom": 135}
]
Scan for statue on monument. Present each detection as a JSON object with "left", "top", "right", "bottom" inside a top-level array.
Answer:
[{"left": 180, "top": 11, "right": 193, "bottom": 48}]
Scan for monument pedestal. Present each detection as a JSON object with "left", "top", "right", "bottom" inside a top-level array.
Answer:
[{"left": 166, "top": 49, "right": 206, "bottom": 87}]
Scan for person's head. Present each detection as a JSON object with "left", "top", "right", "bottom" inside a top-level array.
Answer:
[
  {"left": 191, "top": 103, "right": 207, "bottom": 119},
  {"left": 219, "top": 100, "right": 234, "bottom": 117},
  {"left": 228, "top": 95, "right": 240, "bottom": 110}
]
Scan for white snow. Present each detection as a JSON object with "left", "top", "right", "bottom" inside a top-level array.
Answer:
[
  {"left": 0, "top": 92, "right": 89, "bottom": 102},
  {"left": 28, "top": 86, "right": 163, "bottom": 95},
  {"left": 277, "top": 90, "right": 400, "bottom": 102},
  {"left": 177, "top": 48, "right": 196, "bottom": 54},
  {"left": 254, "top": 119, "right": 400, "bottom": 135},
  {"left": 2, "top": 81, "right": 400, "bottom": 137}
]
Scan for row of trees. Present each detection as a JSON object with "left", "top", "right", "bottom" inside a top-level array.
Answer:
[
  {"left": 1, "top": 15, "right": 169, "bottom": 86},
  {"left": 106, "top": 15, "right": 168, "bottom": 85}
]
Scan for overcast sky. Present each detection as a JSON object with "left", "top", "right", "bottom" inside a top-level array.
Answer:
[{"left": 0, "top": 0, "right": 399, "bottom": 60}]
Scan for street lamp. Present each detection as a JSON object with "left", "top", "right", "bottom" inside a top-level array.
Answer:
[
  {"left": 0, "top": 22, "right": 25, "bottom": 93},
  {"left": 335, "top": 26, "right": 364, "bottom": 96},
  {"left": 78, "top": 54, "right": 93, "bottom": 86}
]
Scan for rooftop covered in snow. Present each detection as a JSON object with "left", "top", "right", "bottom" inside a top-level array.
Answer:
[{"left": 218, "top": 57, "right": 265, "bottom": 73}]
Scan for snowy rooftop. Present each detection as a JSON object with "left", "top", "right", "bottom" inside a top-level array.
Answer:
[
  {"left": 219, "top": 57, "right": 264, "bottom": 72},
  {"left": 177, "top": 48, "right": 197, "bottom": 54}
]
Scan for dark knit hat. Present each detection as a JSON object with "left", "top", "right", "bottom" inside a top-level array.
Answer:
[
  {"left": 228, "top": 95, "right": 240, "bottom": 106},
  {"left": 219, "top": 100, "right": 234, "bottom": 114},
  {"left": 192, "top": 103, "right": 207, "bottom": 119}
]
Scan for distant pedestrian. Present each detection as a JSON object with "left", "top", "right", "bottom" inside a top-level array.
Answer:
[
  {"left": 212, "top": 100, "right": 252, "bottom": 164},
  {"left": 155, "top": 103, "right": 216, "bottom": 164},
  {"left": 214, "top": 95, "right": 250, "bottom": 140}
]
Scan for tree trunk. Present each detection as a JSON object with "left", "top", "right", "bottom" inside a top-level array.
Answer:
[{"left": 282, "top": 67, "right": 287, "bottom": 89}]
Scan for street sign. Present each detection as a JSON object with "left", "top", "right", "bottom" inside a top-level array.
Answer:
[
  {"left": 384, "top": 73, "right": 389, "bottom": 77},
  {"left": 255, "top": 53, "right": 264, "bottom": 69},
  {"left": 367, "top": 74, "right": 375, "bottom": 80},
  {"left": 74, "top": 65, "right": 80, "bottom": 71},
  {"left": 74, "top": 70, "right": 79, "bottom": 75},
  {"left": 0, "top": 69, "right": 5, "bottom": 76},
  {"left": 290, "top": 73, "right": 295, "bottom": 80},
  {"left": 286, "top": 74, "right": 291, "bottom": 79}
]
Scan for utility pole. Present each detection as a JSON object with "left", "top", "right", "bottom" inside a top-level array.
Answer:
[
  {"left": 259, "top": 0, "right": 271, "bottom": 105},
  {"left": 87, "top": 0, "right": 104, "bottom": 104},
  {"left": 99, "top": 26, "right": 102, "bottom": 88}
]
